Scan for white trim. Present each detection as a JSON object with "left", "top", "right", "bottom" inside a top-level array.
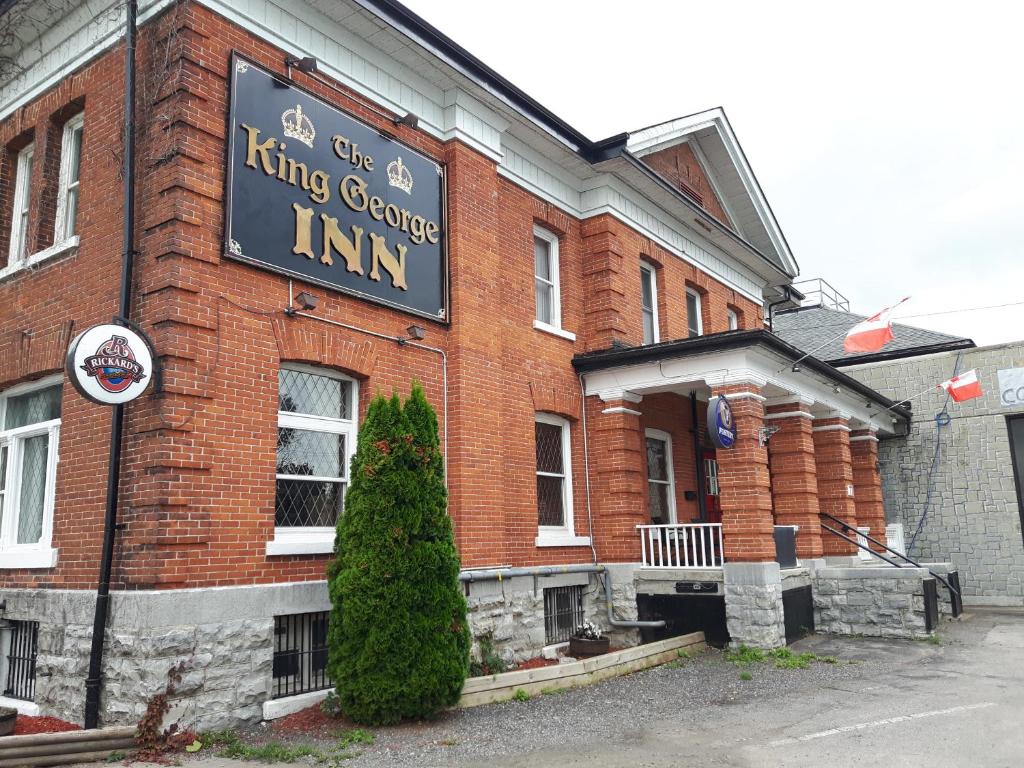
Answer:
[
  {"left": 263, "top": 688, "right": 330, "bottom": 721},
  {"left": 644, "top": 428, "right": 677, "bottom": 525},
  {"left": 596, "top": 390, "right": 644, "bottom": 404},
  {"left": 685, "top": 288, "right": 703, "bottom": 337},
  {"left": 0, "top": 546, "right": 58, "bottom": 569},
  {"left": 0, "top": 237, "right": 80, "bottom": 283},
  {"left": 53, "top": 112, "right": 84, "bottom": 243},
  {"left": 7, "top": 143, "right": 33, "bottom": 268},
  {"left": 534, "top": 534, "right": 592, "bottom": 547},
  {"left": 723, "top": 391, "right": 766, "bottom": 403},
  {"left": 764, "top": 410, "right": 814, "bottom": 421},
  {"left": 601, "top": 406, "right": 642, "bottom": 416},
  {"left": 533, "top": 320, "right": 576, "bottom": 342},
  {"left": 812, "top": 424, "right": 852, "bottom": 433},
  {"left": 727, "top": 308, "right": 739, "bottom": 331},
  {"left": 849, "top": 434, "right": 879, "bottom": 443},
  {"left": 0, "top": 695, "right": 40, "bottom": 715},
  {"left": 533, "top": 225, "right": 563, "bottom": 330},
  {"left": 266, "top": 529, "right": 334, "bottom": 556},
  {"left": 534, "top": 412, "right": 576, "bottom": 541},
  {"left": 640, "top": 260, "right": 659, "bottom": 344}
]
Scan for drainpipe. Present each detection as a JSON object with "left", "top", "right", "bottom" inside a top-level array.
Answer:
[
  {"left": 766, "top": 284, "right": 803, "bottom": 331},
  {"left": 459, "top": 564, "right": 665, "bottom": 629},
  {"left": 84, "top": 0, "right": 136, "bottom": 730},
  {"left": 690, "top": 392, "right": 707, "bottom": 522}
]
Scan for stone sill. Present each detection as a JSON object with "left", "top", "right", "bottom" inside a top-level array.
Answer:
[
  {"left": 0, "top": 237, "right": 79, "bottom": 283},
  {"left": 262, "top": 689, "right": 331, "bottom": 721},
  {"left": 0, "top": 547, "right": 58, "bottom": 569},
  {"left": 0, "top": 695, "right": 39, "bottom": 715}
]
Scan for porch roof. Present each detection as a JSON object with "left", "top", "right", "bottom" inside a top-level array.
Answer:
[{"left": 572, "top": 329, "right": 912, "bottom": 433}]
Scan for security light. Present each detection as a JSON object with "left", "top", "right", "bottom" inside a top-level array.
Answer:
[
  {"left": 395, "top": 112, "right": 420, "bottom": 129},
  {"left": 285, "top": 55, "right": 318, "bottom": 74},
  {"left": 407, "top": 325, "right": 427, "bottom": 341},
  {"left": 295, "top": 292, "right": 319, "bottom": 311}
]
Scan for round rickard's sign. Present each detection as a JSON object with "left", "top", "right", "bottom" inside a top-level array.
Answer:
[
  {"left": 66, "top": 324, "right": 155, "bottom": 405},
  {"left": 707, "top": 396, "right": 737, "bottom": 450}
]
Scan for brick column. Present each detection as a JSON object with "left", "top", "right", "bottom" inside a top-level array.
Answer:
[
  {"left": 713, "top": 385, "right": 775, "bottom": 562},
  {"left": 766, "top": 403, "right": 824, "bottom": 559},
  {"left": 813, "top": 416, "right": 858, "bottom": 556},
  {"left": 589, "top": 393, "right": 646, "bottom": 562},
  {"left": 850, "top": 428, "right": 887, "bottom": 551},
  {"left": 714, "top": 384, "right": 785, "bottom": 648}
]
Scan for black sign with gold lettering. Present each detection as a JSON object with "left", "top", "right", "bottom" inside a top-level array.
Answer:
[{"left": 224, "top": 55, "right": 448, "bottom": 321}]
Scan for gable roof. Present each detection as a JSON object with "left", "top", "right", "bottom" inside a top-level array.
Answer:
[
  {"left": 772, "top": 304, "right": 975, "bottom": 367},
  {"left": 627, "top": 108, "right": 799, "bottom": 279}
]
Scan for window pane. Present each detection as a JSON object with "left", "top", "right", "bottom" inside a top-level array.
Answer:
[
  {"left": 727, "top": 310, "right": 738, "bottom": 330},
  {"left": 649, "top": 481, "right": 670, "bottom": 524},
  {"left": 0, "top": 444, "right": 6, "bottom": 535},
  {"left": 646, "top": 437, "right": 668, "bottom": 481},
  {"left": 5, "top": 386, "right": 62, "bottom": 429},
  {"left": 279, "top": 370, "right": 350, "bottom": 419},
  {"left": 277, "top": 428, "right": 344, "bottom": 479},
  {"left": 66, "top": 186, "right": 79, "bottom": 238},
  {"left": 687, "top": 293, "right": 700, "bottom": 337},
  {"left": 643, "top": 309, "right": 655, "bottom": 345},
  {"left": 68, "top": 126, "right": 82, "bottom": 184},
  {"left": 535, "top": 422, "right": 564, "bottom": 474},
  {"left": 534, "top": 236, "right": 551, "bottom": 280},
  {"left": 537, "top": 475, "right": 565, "bottom": 527},
  {"left": 640, "top": 268, "right": 653, "bottom": 309},
  {"left": 17, "top": 434, "right": 48, "bottom": 544},
  {"left": 275, "top": 479, "right": 343, "bottom": 527},
  {"left": 535, "top": 280, "right": 552, "bottom": 324}
]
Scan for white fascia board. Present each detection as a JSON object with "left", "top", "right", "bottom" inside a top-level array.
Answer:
[{"left": 581, "top": 345, "right": 899, "bottom": 436}]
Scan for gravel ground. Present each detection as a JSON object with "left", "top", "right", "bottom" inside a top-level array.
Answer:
[{"left": 225, "top": 638, "right": 906, "bottom": 768}]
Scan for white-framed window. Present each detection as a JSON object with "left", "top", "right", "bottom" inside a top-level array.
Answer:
[
  {"left": 686, "top": 288, "right": 703, "bottom": 338},
  {"left": 268, "top": 365, "right": 358, "bottom": 556},
  {"left": 54, "top": 113, "right": 84, "bottom": 243},
  {"left": 534, "top": 413, "right": 587, "bottom": 547},
  {"left": 640, "top": 261, "right": 659, "bottom": 345},
  {"left": 533, "top": 225, "right": 574, "bottom": 340},
  {"left": 7, "top": 144, "right": 33, "bottom": 268},
  {"left": 727, "top": 308, "right": 739, "bottom": 331},
  {"left": 645, "top": 428, "right": 676, "bottom": 525},
  {"left": 0, "top": 376, "right": 62, "bottom": 570}
]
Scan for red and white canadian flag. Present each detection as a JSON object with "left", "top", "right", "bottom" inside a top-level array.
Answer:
[
  {"left": 843, "top": 297, "right": 909, "bottom": 354},
  {"left": 939, "top": 369, "right": 983, "bottom": 403}
]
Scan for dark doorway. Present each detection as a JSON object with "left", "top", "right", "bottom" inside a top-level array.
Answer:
[{"left": 1007, "top": 415, "right": 1024, "bottom": 549}]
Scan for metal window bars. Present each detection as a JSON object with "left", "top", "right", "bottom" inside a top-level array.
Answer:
[
  {"left": 3, "top": 620, "right": 39, "bottom": 701},
  {"left": 543, "top": 585, "right": 584, "bottom": 644},
  {"left": 272, "top": 611, "right": 332, "bottom": 699}
]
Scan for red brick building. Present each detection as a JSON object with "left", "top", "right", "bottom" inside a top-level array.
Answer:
[{"left": 0, "top": 0, "right": 912, "bottom": 726}]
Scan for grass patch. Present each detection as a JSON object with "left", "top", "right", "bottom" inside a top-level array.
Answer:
[
  {"left": 540, "top": 686, "right": 565, "bottom": 696},
  {"left": 202, "top": 731, "right": 324, "bottom": 763},
  {"left": 512, "top": 688, "right": 531, "bottom": 702},
  {"left": 724, "top": 645, "right": 767, "bottom": 666},
  {"left": 337, "top": 729, "right": 374, "bottom": 749},
  {"left": 739, "top": 671, "right": 753, "bottom": 681},
  {"left": 105, "top": 752, "right": 126, "bottom": 763},
  {"left": 725, "top": 644, "right": 840, "bottom": 670}
]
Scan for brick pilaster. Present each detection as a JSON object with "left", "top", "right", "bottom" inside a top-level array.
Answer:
[
  {"left": 850, "top": 429, "right": 887, "bottom": 551},
  {"left": 766, "top": 404, "right": 824, "bottom": 558},
  {"left": 813, "top": 417, "right": 858, "bottom": 556},
  {"left": 712, "top": 385, "right": 775, "bottom": 562}
]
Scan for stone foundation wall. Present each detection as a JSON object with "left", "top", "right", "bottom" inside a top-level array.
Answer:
[
  {"left": 811, "top": 566, "right": 931, "bottom": 639},
  {"left": 723, "top": 563, "right": 785, "bottom": 648}
]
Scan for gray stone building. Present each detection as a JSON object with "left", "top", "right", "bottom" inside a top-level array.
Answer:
[{"left": 775, "top": 291, "right": 1024, "bottom": 606}]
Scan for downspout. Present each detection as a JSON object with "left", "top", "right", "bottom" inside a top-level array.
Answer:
[
  {"left": 459, "top": 565, "right": 665, "bottom": 630},
  {"left": 690, "top": 392, "right": 707, "bottom": 522},
  {"left": 84, "top": 0, "right": 136, "bottom": 730},
  {"left": 766, "top": 284, "right": 803, "bottom": 331},
  {"left": 577, "top": 373, "right": 598, "bottom": 564}
]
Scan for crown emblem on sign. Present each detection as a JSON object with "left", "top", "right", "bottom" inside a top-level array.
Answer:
[
  {"left": 281, "top": 104, "right": 315, "bottom": 148},
  {"left": 386, "top": 156, "right": 414, "bottom": 194}
]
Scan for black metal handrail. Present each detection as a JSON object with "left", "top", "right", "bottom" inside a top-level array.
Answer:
[{"left": 819, "top": 513, "right": 961, "bottom": 602}]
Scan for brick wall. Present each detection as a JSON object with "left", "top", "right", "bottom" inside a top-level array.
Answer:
[
  {"left": 640, "top": 142, "right": 733, "bottom": 226},
  {"left": 0, "top": 1, "right": 765, "bottom": 591}
]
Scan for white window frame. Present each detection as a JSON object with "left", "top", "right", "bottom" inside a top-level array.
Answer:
[
  {"left": 267, "top": 364, "right": 358, "bottom": 556},
  {"left": 533, "top": 225, "right": 575, "bottom": 341},
  {"left": 534, "top": 413, "right": 588, "bottom": 547},
  {"left": 640, "top": 261, "right": 659, "bottom": 345},
  {"left": 645, "top": 428, "right": 677, "bottom": 525},
  {"left": 7, "top": 144, "right": 33, "bottom": 269},
  {"left": 686, "top": 288, "right": 704, "bottom": 338},
  {"left": 0, "top": 375, "right": 62, "bottom": 570},
  {"left": 727, "top": 308, "right": 739, "bottom": 331},
  {"left": 54, "top": 112, "right": 84, "bottom": 244}
]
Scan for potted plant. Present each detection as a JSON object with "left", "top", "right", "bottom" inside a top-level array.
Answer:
[
  {"left": 0, "top": 706, "right": 16, "bottom": 737},
  {"left": 568, "top": 621, "right": 609, "bottom": 657}
]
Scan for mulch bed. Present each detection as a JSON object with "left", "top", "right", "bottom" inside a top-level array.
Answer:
[
  {"left": 10, "top": 715, "right": 81, "bottom": 736},
  {"left": 514, "top": 657, "right": 559, "bottom": 671},
  {"left": 271, "top": 704, "right": 346, "bottom": 739}
]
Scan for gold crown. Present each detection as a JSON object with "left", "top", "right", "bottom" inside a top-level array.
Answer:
[
  {"left": 386, "top": 156, "right": 413, "bottom": 194},
  {"left": 281, "top": 104, "right": 315, "bottom": 148}
]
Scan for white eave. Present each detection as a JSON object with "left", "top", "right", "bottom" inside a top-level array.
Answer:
[{"left": 628, "top": 108, "right": 800, "bottom": 280}]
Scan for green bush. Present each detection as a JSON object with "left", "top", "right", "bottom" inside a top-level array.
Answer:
[{"left": 327, "top": 384, "right": 470, "bottom": 724}]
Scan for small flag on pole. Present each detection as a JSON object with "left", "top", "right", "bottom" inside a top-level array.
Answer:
[
  {"left": 843, "top": 297, "right": 909, "bottom": 354},
  {"left": 939, "top": 369, "right": 983, "bottom": 403}
]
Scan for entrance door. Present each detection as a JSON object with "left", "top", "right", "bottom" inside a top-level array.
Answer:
[
  {"left": 1007, "top": 415, "right": 1024, "bottom": 548},
  {"left": 645, "top": 429, "right": 677, "bottom": 525},
  {"left": 704, "top": 453, "right": 722, "bottom": 524}
]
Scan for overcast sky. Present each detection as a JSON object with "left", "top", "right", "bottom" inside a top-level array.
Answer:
[{"left": 405, "top": 0, "right": 1023, "bottom": 346}]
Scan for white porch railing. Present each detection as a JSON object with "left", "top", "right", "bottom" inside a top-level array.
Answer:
[{"left": 637, "top": 523, "right": 724, "bottom": 569}]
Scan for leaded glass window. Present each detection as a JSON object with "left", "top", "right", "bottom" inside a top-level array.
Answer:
[
  {"left": 536, "top": 413, "right": 573, "bottom": 531},
  {"left": 646, "top": 430, "right": 676, "bottom": 525}
]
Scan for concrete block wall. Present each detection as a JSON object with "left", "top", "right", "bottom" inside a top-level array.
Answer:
[{"left": 845, "top": 342, "right": 1024, "bottom": 605}]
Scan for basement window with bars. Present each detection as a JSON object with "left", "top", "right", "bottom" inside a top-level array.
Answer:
[
  {"left": 543, "top": 585, "right": 584, "bottom": 645},
  {"left": 1, "top": 619, "right": 39, "bottom": 702},
  {"left": 272, "top": 611, "right": 331, "bottom": 699}
]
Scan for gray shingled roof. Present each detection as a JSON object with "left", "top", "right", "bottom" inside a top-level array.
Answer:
[{"left": 772, "top": 304, "right": 974, "bottom": 366}]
